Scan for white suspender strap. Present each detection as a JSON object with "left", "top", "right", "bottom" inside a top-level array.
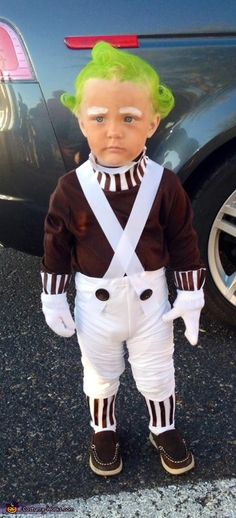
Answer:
[
  {"left": 105, "top": 159, "right": 163, "bottom": 277},
  {"left": 76, "top": 159, "right": 163, "bottom": 277},
  {"left": 76, "top": 160, "right": 143, "bottom": 274}
]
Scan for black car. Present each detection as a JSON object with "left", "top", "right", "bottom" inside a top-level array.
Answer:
[{"left": 0, "top": 0, "right": 235, "bottom": 326}]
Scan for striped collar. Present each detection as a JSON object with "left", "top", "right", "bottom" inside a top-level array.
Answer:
[{"left": 89, "top": 148, "right": 148, "bottom": 192}]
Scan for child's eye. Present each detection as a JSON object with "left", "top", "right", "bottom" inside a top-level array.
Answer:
[
  {"left": 124, "top": 116, "right": 134, "bottom": 123},
  {"left": 96, "top": 116, "right": 104, "bottom": 123}
]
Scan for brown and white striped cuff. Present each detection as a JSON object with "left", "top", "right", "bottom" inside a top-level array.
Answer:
[
  {"left": 41, "top": 272, "right": 72, "bottom": 294},
  {"left": 174, "top": 268, "right": 206, "bottom": 291},
  {"left": 87, "top": 395, "right": 117, "bottom": 432}
]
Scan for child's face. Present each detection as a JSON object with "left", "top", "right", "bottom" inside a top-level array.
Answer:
[{"left": 78, "top": 79, "right": 160, "bottom": 167}]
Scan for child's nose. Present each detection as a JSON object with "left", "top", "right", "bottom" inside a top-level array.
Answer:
[{"left": 107, "top": 121, "right": 123, "bottom": 138}]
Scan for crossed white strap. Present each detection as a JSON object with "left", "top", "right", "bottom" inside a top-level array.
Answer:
[{"left": 76, "top": 158, "right": 163, "bottom": 279}]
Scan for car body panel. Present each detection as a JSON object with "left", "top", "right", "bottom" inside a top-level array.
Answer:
[
  {"left": 0, "top": 81, "right": 66, "bottom": 254},
  {"left": 154, "top": 86, "right": 236, "bottom": 181}
]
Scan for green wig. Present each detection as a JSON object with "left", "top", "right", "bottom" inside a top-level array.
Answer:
[{"left": 61, "top": 41, "right": 175, "bottom": 119}]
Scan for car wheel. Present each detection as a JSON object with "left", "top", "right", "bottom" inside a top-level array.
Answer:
[{"left": 192, "top": 153, "right": 236, "bottom": 327}]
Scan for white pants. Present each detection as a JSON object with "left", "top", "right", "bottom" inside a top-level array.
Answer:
[{"left": 74, "top": 269, "right": 174, "bottom": 402}]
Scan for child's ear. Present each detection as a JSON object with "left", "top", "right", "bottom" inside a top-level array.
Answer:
[
  {"left": 78, "top": 117, "right": 87, "bottom": 137},
  {"left": 147, "top": 114, "right": 161, "bottom": 138}
]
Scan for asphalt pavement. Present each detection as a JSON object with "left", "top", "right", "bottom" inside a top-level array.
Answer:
[{"left": 0, "top": 247, "right": 235, "bottom": 517}]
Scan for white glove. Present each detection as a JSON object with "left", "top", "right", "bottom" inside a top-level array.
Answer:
[
  {"left": 162, "top": 289, "right": 204, "bottom": 345},
  {"left": 41, "top": 292, "right": 76, "bottom": 338}
]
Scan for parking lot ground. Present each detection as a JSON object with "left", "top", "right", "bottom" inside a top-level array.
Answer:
[{"left": 0, "top": 248, "right": 235, "bottom": 516}]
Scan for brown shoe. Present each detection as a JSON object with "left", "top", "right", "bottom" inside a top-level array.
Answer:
[
  {"left": 89, "top": 431, "right": 123, "bottom": 476},
  {"left": 150, "top": 429, "right": 194, "bottom": 475}
]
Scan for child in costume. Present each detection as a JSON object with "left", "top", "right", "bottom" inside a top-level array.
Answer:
[{"left": 41, "top": 42, "right": 206, "bottom": 477}]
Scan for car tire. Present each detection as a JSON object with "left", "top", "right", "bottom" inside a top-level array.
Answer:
[{"left": 191, "top": 153, "right": 236, "bottom": 327}]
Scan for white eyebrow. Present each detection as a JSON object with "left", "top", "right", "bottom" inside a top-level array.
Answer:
[
  {"left": 119, "top": 107, "right": 143, "bottom": 117},
  {"left": 87, "top": 106, "right": 108, "bottom": 115}
]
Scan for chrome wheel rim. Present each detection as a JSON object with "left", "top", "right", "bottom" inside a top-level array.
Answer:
[{"left": 208, "top": 190, "right": 236, "bottom": 307}]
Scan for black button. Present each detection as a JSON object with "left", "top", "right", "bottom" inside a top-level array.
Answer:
[
  {"left": 140, "top": 289, "right": 153, "bottom": 300},
  {"left": 95, "top": 288, "right": 110, "bottom": 301}
]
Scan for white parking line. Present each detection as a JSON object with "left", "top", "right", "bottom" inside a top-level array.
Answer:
[{"left": 12, "top": 478, "right": 236, "bottom": 518}]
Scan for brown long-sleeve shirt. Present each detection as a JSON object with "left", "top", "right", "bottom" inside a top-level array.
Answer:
[{"left": 42, "top": 164, "right": 204, "bottom": 282}]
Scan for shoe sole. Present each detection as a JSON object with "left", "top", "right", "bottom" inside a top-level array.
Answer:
[
  {"left": 89, "top": 456, "right": 123, "bottom": 476},
  {"left": 149, "top": 432, "right": 195, "bottom": 475}
]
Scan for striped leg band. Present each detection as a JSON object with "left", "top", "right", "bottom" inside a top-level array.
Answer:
[{"left": 87, "top": 395, "right": 117, "bottom": 433}]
